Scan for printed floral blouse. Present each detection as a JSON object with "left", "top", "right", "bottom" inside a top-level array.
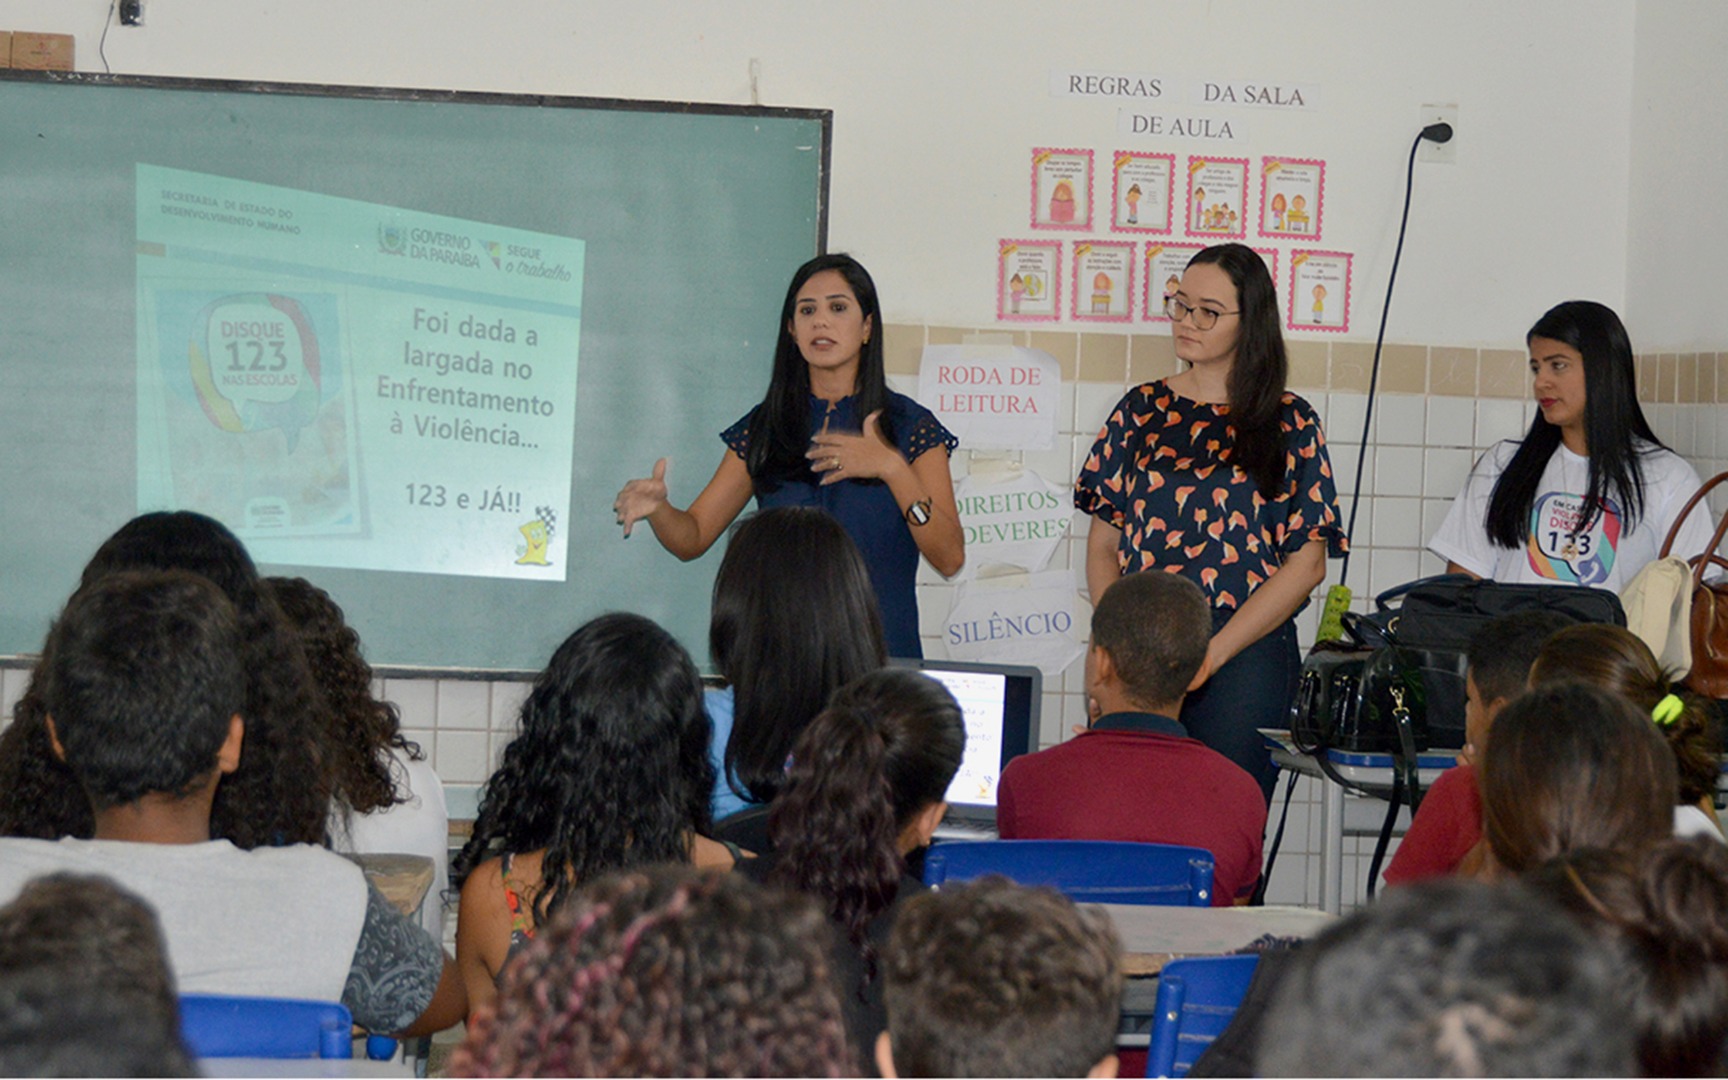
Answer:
[{"left": 1074, "top": 380, "right": 1346, "bottom": 609}]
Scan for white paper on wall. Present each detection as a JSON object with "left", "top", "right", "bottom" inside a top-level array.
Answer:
[
  {"left": 952, "top": 468, "right": 1074, "bottom": 580},
  {"left": 942, "top": 568, "right": 1086, "bottom": 677},
  {"left": 918, "top": 344, "right": 1059, "bottom": 451}
]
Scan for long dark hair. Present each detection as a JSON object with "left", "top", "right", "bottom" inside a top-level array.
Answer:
[
  {"left": 1529, "top": 623, "right": 1719, "bottom": 806},
  {"left": 452, "top": 613, "right": 714, "bottom": 926},
  {"left": 264, "top": 576, "right": 422, "bottom": 816},
  {"left": 767, "top": 669, "right": 964, "bottom": 978},
  {"left": 0, "top": 511, "right": 329, "bottom": 848},
  {"left": 1484, "top": 301, "right": 1662, "bottom": 548},
  {"left": 1481, "top": 681, "right": 1676, "bottom": 874},
  {"left": 1186, "top": 243, "right": 1288, "bottom": 498},
  {"left": 745, "top": 253, "right": 894, "bottom": 489},
  {"left": 712, "top": 508, "right": 886, "bottom": 804}
]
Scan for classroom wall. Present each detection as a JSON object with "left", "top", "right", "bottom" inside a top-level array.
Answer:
[{"left": 3, "top": 0, "right": 1725, "bottom": 907}]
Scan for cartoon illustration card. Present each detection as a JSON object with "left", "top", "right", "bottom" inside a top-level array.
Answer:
[
  {"left": 1254, "top": 248, "right": 1280, "bottom": 294},
  {"left": 1288, "top": 250, "right": 1352, "bottom": 332},
  {"left": 1109, "top": 151, "right": 1175, "bottom": 234},
  {"left": 1030, "top": 148, "right": 1093, "bottom": 230},
  {"left": 1259, "top": 156, "right": 1326, "bottom": 239},
  {"left": 998, "top": 239, "right": 1062, "bottom": 322},
  {"left": 1183, "top": 156, "right": 1250, "bottom": 239},
  {"left": 1141, "top": 242, "right": 1205, "bottom": 322},
  {"left": 1071, "top": 241, "right": 1135, "bottom": 322}
]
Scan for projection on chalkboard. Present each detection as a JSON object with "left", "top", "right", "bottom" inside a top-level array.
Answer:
[{"left": 134, "top": 165, "right": 586, "bottom": 580}]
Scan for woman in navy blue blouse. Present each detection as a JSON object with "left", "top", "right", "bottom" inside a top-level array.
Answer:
[{"left": 613, "top": 253, "right": 963, "bottom": 658}]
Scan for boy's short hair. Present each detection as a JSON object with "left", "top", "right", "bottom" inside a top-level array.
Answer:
[
  {"left": 1091, "top": 570, "right": 1211, "bottom": 705},
  {"left": 0, "top": 872, "right": 178, "bottom": 1026},
  {"left": 38, "top": 570, "right": 244, "bottom": 808},
  {"left": 1464, "top": 610, "right": 1573, "bottom": 703},
  {"left": 882, "top": 876, "right": 1123, "bottom": 1078},
  {"left": 1259, "top": 879, "right": 1634, "bottom": 1077}
]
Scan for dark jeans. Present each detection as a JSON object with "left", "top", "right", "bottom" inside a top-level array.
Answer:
[{"left": 1180, "top": 609, "right": 1301, "bottom": 802}]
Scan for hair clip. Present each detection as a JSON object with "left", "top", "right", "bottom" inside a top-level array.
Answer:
[{"left": 1652, "top": 693, "right": 1684, "bottom": 727}]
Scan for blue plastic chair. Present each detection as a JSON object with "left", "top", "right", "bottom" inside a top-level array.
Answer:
[
  {"left": 178, "top": 994, "right": 354, "bottom": 1059},
  {"left": 1144, "top": 954, "right": 1261, "bottom": 1078},
  {"left": 922, "top": 840, "right": 1216, "bottom": 906}
]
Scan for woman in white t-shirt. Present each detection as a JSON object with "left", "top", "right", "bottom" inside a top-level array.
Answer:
[{"left": 1430, "top": 300, "right": 1715, "bottom": 590}]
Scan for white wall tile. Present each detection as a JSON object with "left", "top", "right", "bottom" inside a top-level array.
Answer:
[
  {"left": 1327, "top": 393, "right": 1370, "bottom": 445},
  {"left": 1475, "top": 399, "right": 1526, "bottom": 447},
  {"left": 385, "top": 678, "right": 438, "bottom": 729},
  {"left": 1368, "top": 549, "right": 1422, "bottom": 597},
  {"left": 1421, "top": 498, "right": 1454, "bottom": 546},
  {"left": 1330, "top": 443, "right": 1373, "bottom": 499},
  {"left": 1, "top": 667, "right": 28, "bottom": 722},
  {"left": 1422, "top": 448, "right": 1473, "bottom": 498},
  {"left": 1371, "top": 497, "right": 1423, "bottom": 548},
  {"left": 1373, "top": 446, "right": 1425, "bottom": 497},
  {"left": 1694, "top": 406, "right": 1717, "bottom": 457},
  {"left": 1373, "top": 394, "right": 1426, "bottom": 447},
  {"left": 435, "top": 679, "right": 491, "bottom": 730},
  {"left": 433, "top": 730, "right": 491, "bottom": 784},
  {"left": 488, "top": 681, "right": 531, "bottom": 733},
  {"left": 1425, "top": 396, "right": 1475, "bottom": 448},
  {"left": 1074, "top": 383, "right": 1122, "bottom": 440}
]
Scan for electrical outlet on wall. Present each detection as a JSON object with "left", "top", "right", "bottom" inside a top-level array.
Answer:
[
  {"left": 1418, "top": 104, "right": 1458, "bottom": 164},
  {"left": 119, "top": 0, "right": 144, "bottom": 26}
]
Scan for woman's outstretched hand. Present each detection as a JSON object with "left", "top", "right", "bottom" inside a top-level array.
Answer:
[
  {"left": 613, "top": 458, "right": 670, "bottom": 536},
  {"left": 807, "top": 410, "right": 904, "bottom": 486}
]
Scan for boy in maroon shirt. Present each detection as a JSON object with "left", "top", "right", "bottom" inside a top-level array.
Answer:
[{"left": 996, "top": 571, "right": 1265, "bottom": 904}]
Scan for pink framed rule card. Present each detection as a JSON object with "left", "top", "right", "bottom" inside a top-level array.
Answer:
[
  {"left": 1071, "top": 241, "right": 1135, "bottom": 322},
  {"left": 1253, "top": 248, "right": 1279, "bottom": 295},
  {"left": 1288, "top": 249, "right": 1352, "bottom": 333},
  {"left": 1109, "top": 151, "right": 1174, "bottom": 235},
  {"left": 1030, "top": 148, "right": 1093, "bottom": 230},
  {"left": 998, "top": 239, "right": 1062, "bottom": 322},
  {"left": 1184, "top": 156, "right": 1249, "bottom": 240},
  {"left": 1141, "top": 242, "right": 1204, "bottom": 323},
  {"left": 1259, "top": 156, "right": 1326, "bottom": 239}
]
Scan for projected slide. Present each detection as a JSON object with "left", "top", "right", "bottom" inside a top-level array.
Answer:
[{"left": 134, "top": 164, "right": 584, "bottom": 580}]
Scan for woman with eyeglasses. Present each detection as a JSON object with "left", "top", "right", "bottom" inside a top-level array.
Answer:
[
  {"left": 1430, "top": 300, "right": 1714, "bottom": 592},
  {"left": 1074, "top": 243, "right": 1345, "bottom": 797}
]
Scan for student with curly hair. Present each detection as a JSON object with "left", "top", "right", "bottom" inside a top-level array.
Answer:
[
  {"left": 1528, "top": 622, "right": 1723, "bottom": 841},
  {"left": 0, "top": 511, "right": 328, "bottom": 848},
  {"left": 454, "top": 866, "right": 852, "bottom": 1078},
  {"left": 452, "top": 613, "right": 734, "bottom": 1020},
  {"left": 879, "top": 876, "right": 1124, "bottom": 1079},
  {"left": 740, "top": 667, "right": 964, "bottom": 1070},
  {"left": 265, "top": 576, "right": 450, "bottom": 937},
  {"left": 1527, "top": 839, "right": 1728, "bottom": 1077}
]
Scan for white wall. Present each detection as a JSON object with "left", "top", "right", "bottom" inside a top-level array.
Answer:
[
  {"left": 1627, "top": 0, "right": 1728, "bottom": 349},
  {"left": 2, "top": 0, "right": 1641, "bottom": 346}
]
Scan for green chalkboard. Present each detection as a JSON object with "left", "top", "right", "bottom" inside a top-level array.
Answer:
[{"left": 0, "top": 71, "right": 828, "bottom": 673}]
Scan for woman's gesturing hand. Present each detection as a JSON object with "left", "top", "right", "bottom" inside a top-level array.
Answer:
[
  {"left": 613, "top": 458, "right": 670, "bottom": 536},
  {"left": 806, "top": 410, "right": 905, "bottom": 486}
]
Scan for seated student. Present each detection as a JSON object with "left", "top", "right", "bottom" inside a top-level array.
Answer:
[
  {"left": 1384, "top": 609, "right": 1574, "bottom": 886},
  {"left": 740, "top": 667, "right": 965, "bottom": 1073},
  {"left": 0, "top": 511, "right": 328, "bottom": 848},
  {"left": 995, "top": 570, "right": 1265, "bottom": 904},
  {"left": 1258, "top": 879, "right": 1635, "bottom": 1076},
  {"left": 454, "top": 866, "right": 852, "bottom": 1079},
  {"left": 1526, "top": 839, "right": 1728, "bottom": 1078},
  {"left": 1481, "top": 681, "right": 1677, "bottom": 876},
  {"left": 0, "top": 871, "right": 191, "bottom": 1076},
  {"left": 707, "top": 507, "right": 886, "bottom": 826},
  {"left": 265, "top": 576, "right": 452, "bottom": 939},
  {"left": 0, "top": 570, "right": 464, "bottom": 1037},
  {"left": 878, "top": 876, "right": 1123, "bottom": 1079},
  {"left": 1528, "top": 622, "right": 1724, "bottom": 842},
  {"left": 453, "top": 612, "right": 735, "bottom": 1021}
]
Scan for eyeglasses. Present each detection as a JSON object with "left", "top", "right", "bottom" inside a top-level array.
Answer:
[{"left": 1164, "top": 295, "right": 1239, "bottom": 330}]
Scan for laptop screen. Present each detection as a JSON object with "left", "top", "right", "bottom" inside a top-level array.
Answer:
[{"left": 891, "top": 659, "right": 1041, "bottom": 817}]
